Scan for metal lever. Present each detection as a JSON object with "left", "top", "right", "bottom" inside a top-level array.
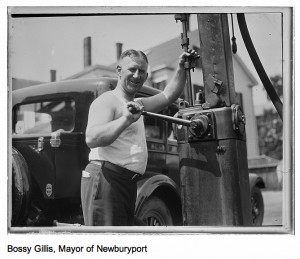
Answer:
[
  {"left": 129, "top": 104, "right": 205, "bottom": 130},
  {"left": 142, "top": 111, "right": 210, "bottom": 139},
  {"left": 129, "top": 103, "right": 192, "bottom": 127},
  {"left": 142, "top": 111, "right": 192, "bottom": 127}
]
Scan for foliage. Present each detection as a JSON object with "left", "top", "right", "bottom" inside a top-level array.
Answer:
[
  {"left": 257, "top": 109, "right": 282, "bottom": 160},
  {"left": 267, "top": 75, "right": 283, "bottom": 99},
  {"left": 257, "top": 75, "right": 283, "bottom": 160}
]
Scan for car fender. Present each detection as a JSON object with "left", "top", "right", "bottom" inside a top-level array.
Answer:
[
  {"left": 135, "top": 172, "right": 182, "bottom": 220},
  {"left": 249, "top": 172, "right": 266, "bottom": 191}
]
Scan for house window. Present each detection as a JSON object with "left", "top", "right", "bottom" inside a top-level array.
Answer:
[
  {"left": 144, "top": 115, "right": 164, "bottom": 140},
  {"left": 152, "top": 75, "right": 168, "bottom": 91},
  {"left": 153, "top": 80, "right": 167, "bottom": 91}
]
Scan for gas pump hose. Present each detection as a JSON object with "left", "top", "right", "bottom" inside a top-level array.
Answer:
[{"left": 237, "top": 13, "right": 283, "bottom": 120}]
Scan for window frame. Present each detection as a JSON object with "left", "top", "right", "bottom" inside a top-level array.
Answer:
[{"left": 12, "top": 97, "right": 76, "bottom": 135}]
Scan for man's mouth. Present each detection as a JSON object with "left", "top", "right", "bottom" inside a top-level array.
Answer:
[{"left": 130, "top": 81, "right": 140, "bottom": 86}]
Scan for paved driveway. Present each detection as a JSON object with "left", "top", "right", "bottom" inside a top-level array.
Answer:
[{"left": 262, "top": 190, "right": 282, "bottom": 225}]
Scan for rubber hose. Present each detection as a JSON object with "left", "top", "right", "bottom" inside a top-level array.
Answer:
[{"left": 237, "top": 13, "right": 283, "bottom": 120}]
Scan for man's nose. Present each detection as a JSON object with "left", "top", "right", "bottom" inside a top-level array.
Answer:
[{"left": 133, "top": 70, "right": 140, "bottom": 78}]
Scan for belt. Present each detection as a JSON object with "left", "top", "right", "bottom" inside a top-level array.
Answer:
[{"left": 90, "top": 160, "right": 141, "bottom": 181}]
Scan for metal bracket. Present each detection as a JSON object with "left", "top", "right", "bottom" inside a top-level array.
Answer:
[
  {"left": 207, "top": 74, "right": 223, "bottom": 94},
  {"left": 175, "top": 14, "right": 189, "bottom": 22},
  {"left": 216, "top": 145, "right": 226, "bottom": 154},
  {"left": 231, "top": 104, "right": 246, "bottom": 135},
  {"left": 50, "top": 130, "right": 63, "bottom": 147},
  {"left": 37, "top": 137, "right": 44, "bottom": 152},
  {"left": 202, "top": 74, "right": 223, "bottom": 109}
]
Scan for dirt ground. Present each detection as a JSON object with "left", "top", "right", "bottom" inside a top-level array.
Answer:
[{"left": 262, "top": 190, "right": 283, "bottom": 225}]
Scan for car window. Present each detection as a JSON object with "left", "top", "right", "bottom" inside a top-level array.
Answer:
[
  {"left": 14, "top": 99, "right": 76, "bottom": 134},
  {"left": 144, "top": 115, "right": 163, "bottom": 140}
]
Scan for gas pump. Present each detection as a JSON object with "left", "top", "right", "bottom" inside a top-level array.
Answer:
[
  {"left": 142, "top": 13, "right": 253, "bottom": 226},
  {"left": 176, "top": 13, "right": 252, "bottom": 226}
]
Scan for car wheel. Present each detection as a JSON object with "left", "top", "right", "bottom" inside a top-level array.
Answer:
[
  {"left": 12, "top": 148, "right": 51, "bottom": 226},
  {"left": 11, "top": 149, "right": 31, "bottom": 226},
  {"left": 137, "top": 196, "right": 174, "bottom": 226},
  {"left": 251, "top": 186, "right": 264, "bottom": 226}
]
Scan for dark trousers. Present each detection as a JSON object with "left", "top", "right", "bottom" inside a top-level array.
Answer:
[{"left": 81, "top": 162, "right": 137, "bottom": 226}]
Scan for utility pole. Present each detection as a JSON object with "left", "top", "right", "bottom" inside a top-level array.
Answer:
[{"left": 176, "top": 13, "right": 252, "bottom": 226}]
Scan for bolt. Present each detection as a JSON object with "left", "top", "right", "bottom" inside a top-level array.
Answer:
[
  {"left": 216, "top": 146, "right": 226, "bottom": 153},
  {"left": 241, "top": 115, "right": 246, "bottom": 124}
]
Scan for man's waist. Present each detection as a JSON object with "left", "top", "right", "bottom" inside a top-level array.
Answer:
[{"left": 90, "top": 160, "right": 141, "bottom": 181}]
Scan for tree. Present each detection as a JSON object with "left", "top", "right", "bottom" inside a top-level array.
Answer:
[
  {"left": 267, "top": 75, "right": 283, "bottom": 99},
  {"left": 257, "top": 75, "right": 283, "bottom": 160}
]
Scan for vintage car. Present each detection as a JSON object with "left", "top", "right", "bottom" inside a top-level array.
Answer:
[{"left": 11, "top": 77, "right": 265, "bottom": 227}]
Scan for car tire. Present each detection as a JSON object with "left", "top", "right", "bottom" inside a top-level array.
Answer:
[
  {"left": 251, "top": 186, "right": 264, "bottom": 226},
  {"left": 11, "top": 148, "right": 31, "bottom": 226},
  {"left": 137, "top": 196, "right": 174, "bottom": 226}
]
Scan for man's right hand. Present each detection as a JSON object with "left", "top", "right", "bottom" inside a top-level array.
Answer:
[{"left": 123, "top": 101, "right": 144, "bottom": 123}]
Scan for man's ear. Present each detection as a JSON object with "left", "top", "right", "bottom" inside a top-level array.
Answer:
[{"left": 116, "top": 65, "right": 122, "bottom": 76}]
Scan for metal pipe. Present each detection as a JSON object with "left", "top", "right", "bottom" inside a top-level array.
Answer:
[
  {"left": 175, "top": 14, "right": 194, "bottom": 107},
  {"left": 142, "top": 111, "right": 192, "bottom": 127},
  {"left": 50, "top": 69, "right": 56, "bottom": 82},
  {"left": 84, "top": 36, "right": 92, "bottom": 68},
  {"left": 116, "top": 42, "right": 123, "bottom": 60},
  {"left": 181, "top": 18, "right": 194, "bottom": 106}
]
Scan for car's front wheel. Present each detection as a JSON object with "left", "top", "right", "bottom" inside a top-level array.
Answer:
[
  {"left": 251, "top": 186, "right": 264, "bottom": 225},
  {"left": 137, "top": 196, "right": 174, "bottom": 226}
]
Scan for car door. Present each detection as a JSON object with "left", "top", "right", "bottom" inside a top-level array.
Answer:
[
  {"left": 12, "top": 96, "right": 90, "bottom": 200},
  {"left": 50, "top": 94, "right": 93, "bottom": 199}
]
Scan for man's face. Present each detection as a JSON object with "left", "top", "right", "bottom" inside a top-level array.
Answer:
[{"left": 117, "top": 56, "right": 148, "bottom": 95}]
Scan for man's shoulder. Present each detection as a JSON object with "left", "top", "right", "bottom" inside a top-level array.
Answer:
[
  {"left": 95, "top": 91, "right": 118, "bottom": 103},
  {"left": 91, "top": 91, "right": 120, "bottom": 108}
]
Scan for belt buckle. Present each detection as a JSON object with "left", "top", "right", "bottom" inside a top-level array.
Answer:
[{"left": 91, "top": 160, "right": 103, "bottom": 167}]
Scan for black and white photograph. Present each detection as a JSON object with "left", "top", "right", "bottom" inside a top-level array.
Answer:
[{"left": 3, "top": 4, "right": 298, "bottom": 259}]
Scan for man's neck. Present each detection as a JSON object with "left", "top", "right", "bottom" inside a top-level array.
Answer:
[{"left": 113, "top": 84, "right": 135, "bottom": 102}]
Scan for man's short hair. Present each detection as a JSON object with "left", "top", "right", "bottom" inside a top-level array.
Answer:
[{"left": 119, "top": 49, "right": 148, "bottom": 64}]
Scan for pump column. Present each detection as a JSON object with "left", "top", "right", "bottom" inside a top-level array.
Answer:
[{"left": 178, "top": 13, "right": 252, "bottom": 226}]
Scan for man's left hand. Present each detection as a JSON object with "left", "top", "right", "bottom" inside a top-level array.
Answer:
[{"left": 178, "top": 49, "right": 200, "bottom": 69}]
